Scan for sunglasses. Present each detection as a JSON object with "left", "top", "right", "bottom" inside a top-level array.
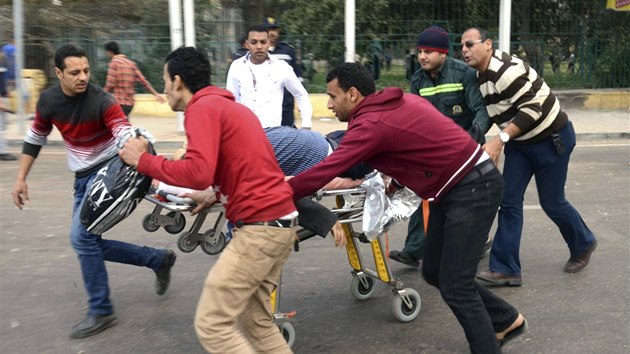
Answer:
[{"left": 463, "top": 39, "right": 484, "bottom": 48}]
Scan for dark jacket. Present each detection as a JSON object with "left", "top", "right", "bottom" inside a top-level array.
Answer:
[
  {"left": 289, "top": 87, "right": 483, "bottom": 203},
  {"left": 269, "top": 42, "right": 301, "bottom": 111},
  {"left": 410, "top": 56, "right": 490, "bottom": 143},
  {"left": 269, "top": 42, "right": 301, "bottom": 77}
]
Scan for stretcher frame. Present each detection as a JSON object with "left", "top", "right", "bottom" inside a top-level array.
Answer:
[
  {"left": 141, "top": 187, "right": 422, "bottom": 346},
  {"left": 142, "top": 189, "right": 227, "bottom": 255}
]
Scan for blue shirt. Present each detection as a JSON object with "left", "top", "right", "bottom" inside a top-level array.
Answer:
[
  {"left": 2, "top": 43, "right": 15, "bottom": 81},
  {"left": 265, "top": 126, "right": 330, "bottom": 176}
]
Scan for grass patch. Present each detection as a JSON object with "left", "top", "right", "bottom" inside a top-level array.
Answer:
[
  {"left": 305, "top": 64, "right": 411, "bottom": 93},
  {"left": 305, "top": 62, "right": 586, "bottom": 93}
]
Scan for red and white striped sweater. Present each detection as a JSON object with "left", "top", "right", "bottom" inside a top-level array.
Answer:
[{"left": 23, "top": 83, "right": 131, "bottom": 175}]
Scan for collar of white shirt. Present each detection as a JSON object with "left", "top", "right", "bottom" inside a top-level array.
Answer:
[{"left": 243, "top": 51, "right": 277, "bottom": 65}]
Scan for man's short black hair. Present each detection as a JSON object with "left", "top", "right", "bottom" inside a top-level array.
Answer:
[
  {"left": 104, "top": 41, "right": 120, "bottom": 55},
  {"left": 247, "top": 25, "right": 268, "bottom": 36},
  {"left": 238, "top": 33, "right": 248, "bottom": 45},
  {"left": 165, "top": 46, "right": 211, "bottom": 94},
  {"left": 54, "top": 44, "right": 88, "bottom": 71},
  {"left": 326, "top": 62, "right": 376, "bottom": 97}
]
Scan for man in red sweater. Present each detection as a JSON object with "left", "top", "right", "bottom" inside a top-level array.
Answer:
[
  {"left": 288, "top": 63, "right": 526, "bottom": 353},
  {"left": 119, "top": 47, "right": 297, "bottom": 354}
]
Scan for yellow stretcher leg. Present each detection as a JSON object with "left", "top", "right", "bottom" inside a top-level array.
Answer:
[
  {"left": 337, "top": 196, "right": 362, "bottom": 271},
  {"left": 371, "top": 236, "right": 390, "bottom": 283},
  {"left": 270, "top": 288, "right": 277, "bottom": 312}
]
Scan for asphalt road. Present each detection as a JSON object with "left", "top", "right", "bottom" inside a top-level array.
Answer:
[{"left": 1, "top": 140, "right": 628, "bottom": 354}]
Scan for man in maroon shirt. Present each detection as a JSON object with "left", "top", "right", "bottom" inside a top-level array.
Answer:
[
  {"left": 119, "top": 47, "right": 298, "bottom": 354},
  {"left": 288, "top": 63, "right": 526, "bottom": 353}
]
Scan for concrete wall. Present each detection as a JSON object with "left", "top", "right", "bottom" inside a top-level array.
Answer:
[
  {"left": 133, "top": 92, "right": 337, "bottom": 118},
  {"left": 19, "top": 88, "right": 627, "bottom": 118},
  {"left": 134, "top": 89, "right": 629, "bottom": 118},
  {"left": 6, "top": 69, "right": 47, "bottom": 114},
  {"left": 556, "top": 89, "right": 630, "bottom": 110}
]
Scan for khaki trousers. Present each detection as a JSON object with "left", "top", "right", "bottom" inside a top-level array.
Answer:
[{"left": 194, "top": 225, "right": 295, "bottom": 354}]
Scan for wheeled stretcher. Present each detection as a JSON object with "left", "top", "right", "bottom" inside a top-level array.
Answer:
[
  {"left": 141, "top": 186, "right": 422, "bottom": 346},
  {"left": 311, "top": 188, "right": 422, "bottom": 323},
  {"left": 142, "top": 188, "right": 228, "bottom": 255}
]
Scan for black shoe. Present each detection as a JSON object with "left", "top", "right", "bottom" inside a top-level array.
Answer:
[
  {"left": 70, "top": 314, "right": 117, "bottom": 339},
  {"left": 498, "top": 318, "right": 528, "bottom": 348},
  {"left": 389, "top": 250, "right": 420, "bottom": 268},
  {"left": 155, "top": 249, "right": 176, "bottom": 295},
  {"left": 0, "top": 153, "right": 17, "bottom": 161}
]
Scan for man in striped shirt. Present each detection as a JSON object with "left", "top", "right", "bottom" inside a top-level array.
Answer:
[
  {"left": 104, "top": 41, "right": 164, "bottom": 117},
  {"left": 461, "top": 27, "right": 597, "bottom": 286}
]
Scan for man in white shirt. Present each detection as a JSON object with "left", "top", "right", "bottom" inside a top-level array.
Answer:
[{"left": 226, "top": 25, "right": 313, "bottom": 129}]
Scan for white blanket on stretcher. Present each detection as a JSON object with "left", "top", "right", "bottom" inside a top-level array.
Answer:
[{"left": 156, "top": 182, "right": 197, "bottom": 195}]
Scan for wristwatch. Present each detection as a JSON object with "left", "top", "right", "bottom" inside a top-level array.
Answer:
[{"left": 498, "top": 131, "right": 510, "bottom": 144}]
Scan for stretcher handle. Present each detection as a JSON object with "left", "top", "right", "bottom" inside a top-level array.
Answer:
[
  {"left": 165, "top": 194, "right": 195, "bottom": 205},
  {"left": 154, "top": 190, "right": 195, "bottom": 205},
  {"left": 152, "top": 189, "right": 195, "bottom": 205},
  {"left": 315, "top": 188, "right": 365, "bottom": 200}
]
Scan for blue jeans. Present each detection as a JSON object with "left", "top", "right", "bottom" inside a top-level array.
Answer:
[
  {"left": 423, "top": 166, "right": 517, "bottom": 354},
  {"left": 489, "top": 121, "right": 596, "bottom": 275},
  {"left": 71, "top": 173, "right": 166, "bottom": 315}
]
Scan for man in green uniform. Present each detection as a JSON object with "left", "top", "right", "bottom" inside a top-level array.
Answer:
[{"left": 390, "top": 26, "right": 491, "bottom": 267}]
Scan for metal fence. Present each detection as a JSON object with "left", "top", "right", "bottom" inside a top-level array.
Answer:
[{"left": 1, "top": 1, "right": 628, "bottom": 92}]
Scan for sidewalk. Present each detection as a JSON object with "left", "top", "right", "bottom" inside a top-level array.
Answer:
[{"left": 3, "top": 108, "right": 629, "bottom": 151}]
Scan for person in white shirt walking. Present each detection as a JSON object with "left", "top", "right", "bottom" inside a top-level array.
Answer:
[{"left": 226, "top": 25, "right": 312, "bottom": 129}]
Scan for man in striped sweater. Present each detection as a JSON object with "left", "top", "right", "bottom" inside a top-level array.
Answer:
[
  {"left": 11, "top": 45, "right": 176, "bottom": 339},
  {"left": 461, "top": 28, "right": 597, "bottom": 286}
]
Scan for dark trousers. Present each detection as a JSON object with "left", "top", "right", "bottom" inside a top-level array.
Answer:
[
  {"left": 121, "top": 104, "right": 133, "bottom": 118},
  {"left": 422, "top": 166, "right": 518, "bottom": 354},
  {"left": 280, "top": 91, "right": 295, "bottom": 127},
  {"left": 402, "top": 205, "right": 427, "bottom": 260}
]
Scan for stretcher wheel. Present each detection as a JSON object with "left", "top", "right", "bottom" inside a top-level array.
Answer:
[
  {"left": 350, "top": 275, "right": 375, "bottom": 300},
  {"left": 279, "top": 322, "right": 295, "bottom": 348},
  {"left": 392, "top": 288, "right": 421, "bottom": 322},
  {"left": 164, "top": 211, "right": 186, "bottom": 234},
  {"left": 142, "top": 214, "right": 160, "bottom": 232},
  {"left": 200, "top": 232, "right": 226, "bottom": 255},
  {"left": 177, "top": 231, "right": 198, "bottom": 253}
]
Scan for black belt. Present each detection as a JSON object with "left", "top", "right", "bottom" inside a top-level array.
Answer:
[
  {"left": 459, "top": 159, "right": 495, "bottom": 184},
  {"left": 236, "top": 218, "right": 297, "bottom": 228}
]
